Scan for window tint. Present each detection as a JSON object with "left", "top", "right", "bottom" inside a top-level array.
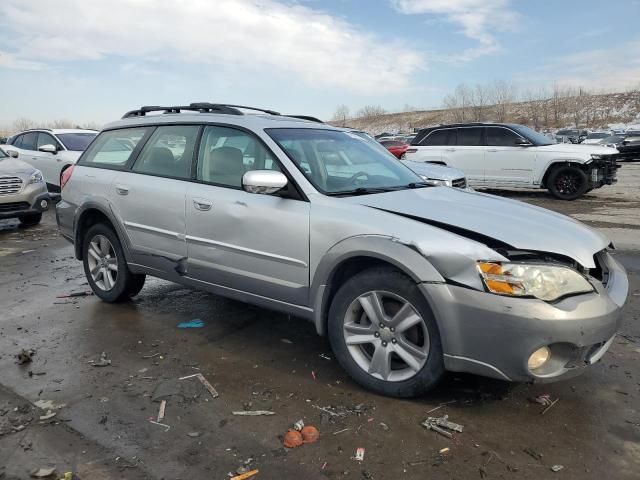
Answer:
[
  {"left": 57, "top": 133, "right": 97, "bottom": 151},
  {"left": 20, "top": 132, "right": 38, "bottom": 150},
  {"left": 421, "top": 129, "right": 456, "bottom": 146},
  {"left": 196, "top": 126, "right": 279, "bottom": 188},
  {"left": 133, "top": 125, "right": 198, "bottom": 179},
  {"left": 457, "top": 127, "right": 483, "bottom": 146},
  {"left": 12, "top": 135, "right": 23, "bottom": 148},
  {"left": 485, "top": 127, "right": 522, "bottom": 147},
  {"left": 36, "top": 133, "right": 60, "bottom": 150},
  {"left": 81, "top": 128, "right": 149, "bottom": 167}
]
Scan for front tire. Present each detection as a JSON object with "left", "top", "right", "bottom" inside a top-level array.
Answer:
[
  {"left": 547, "top": 165, "right": 588, "bottom": 200},
  {"left": 328, "top": 267, "right": 444, "bottom": 398},
  {"left": 82, "top": 223, "right": 145, "bottom": 302}
]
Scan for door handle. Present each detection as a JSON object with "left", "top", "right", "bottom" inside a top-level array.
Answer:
[
  {"left": 487, "top": 149, "right": 498, "bottom": 152},
  {"left": 193, "top": 198, "right": 212, "bottom": 211},
  {"left": 115, "top": 185, "right": 129, "bottom": 195},
  {"left": 444, "top": 148, "right": 456, "bottom": 152}
]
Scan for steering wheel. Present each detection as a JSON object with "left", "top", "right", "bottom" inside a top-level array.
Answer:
[{"left": 347, "top": 171, "right": 370, "bottom": 185}]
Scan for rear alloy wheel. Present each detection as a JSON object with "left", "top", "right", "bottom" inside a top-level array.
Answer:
[
  {"left": 82, "top": 223, "right": 146, "bottom": 302},
  {"left": 548, "top": 165, "right": 588, "bottom": 200},
  {"left": 328, "top": 268, "right": 444, "bottom": 397}
]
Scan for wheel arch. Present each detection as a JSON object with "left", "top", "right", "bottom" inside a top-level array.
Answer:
[
  {"left": 74, "top": 203, "right": 131, "bottom": 262},
  {"left": 540, "top": 159, "right": 589, "bottom": 187},
  {"left": 311, "top": 235, "right": 444, "bottom": 336}
]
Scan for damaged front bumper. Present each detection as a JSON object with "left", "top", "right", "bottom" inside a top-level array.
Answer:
[
  {"left": 588, "top": 155, "right": 618, "bottom": 188},
  {"left": 421, "top": 251, "right": 628, "bottom": 382}
]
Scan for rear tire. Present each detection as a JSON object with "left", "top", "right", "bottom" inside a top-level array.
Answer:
[
  {"left": 547, "top": 165, "right": 588, "bottom": 200},
  {"left": 328, "top": 267, "right": 444, "bottom": 398},
  {"left": 19, "top": 213, "right": 42, "bottom": 227},
  {"left": 82, "top": 223, "right": 145, "bottom": 303}
]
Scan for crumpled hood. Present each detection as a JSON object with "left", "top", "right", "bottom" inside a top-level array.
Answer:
[
  {"left": 348, "top": 187, "right": 609, "bottom": 268},
  {"left": 536, "top": 143, "right": 617, "bottom": 156},
  {"left": 0, "top": 158, "right": 36, "bottom": 176}
]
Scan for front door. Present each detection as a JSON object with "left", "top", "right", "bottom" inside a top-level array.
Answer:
[
  {"left": 185, "top": 125, "right": 310, "bottom": 306},
  {"left": 483, "top": 126, "right": 536, "bottom": 185},
  {"left": 445, "top": 127, "right": 485, "bottom": 185}
]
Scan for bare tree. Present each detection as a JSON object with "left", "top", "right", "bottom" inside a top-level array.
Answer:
[
  {"left": 356, "top": 105, "right": 386, "bottom": 119},
  {"left": 566, "top": 86, "right": 589, "bottom": 127},
  {"left": 47, "top": 119, "right": 75, "bottom": 129},
  {"left": 470, "top": 84, "right": 490, "bottom": 121},
  {"left": 13, "top": 118, "right": 35, "bottom": 131},
  {"left": 331, "top": 104, "right": 350, "bottom": 127},
  {"left": 491, "top": 80, "right": 516, "bottom": 122},
  {"left": 522, "top": 90, "right": 543, "bottom": 130}
]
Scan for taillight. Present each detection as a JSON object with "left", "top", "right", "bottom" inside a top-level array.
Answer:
[
  {"left": 60, "top": 165, "right": 75, "bottom": 190},
  {"left": 406, "top": 148, "right": 417, "bottom": 153}
]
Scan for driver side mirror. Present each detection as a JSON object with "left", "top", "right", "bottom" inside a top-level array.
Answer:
[
  {"left": 242, "top": 170, "right": 288, "bottom": 195},
  {"left": 38, "top": 144, "right": 58, "bottom": 154},
  {"left": 515, "top": 138, "right": 532, "bottom": 146},
  {"left": 6, "top": 150, "right": 19, "bottom": 158}
]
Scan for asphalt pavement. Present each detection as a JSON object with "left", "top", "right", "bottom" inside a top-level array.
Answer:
[{"left": 1, "top": 164, "right": 639, "bottom": 480}]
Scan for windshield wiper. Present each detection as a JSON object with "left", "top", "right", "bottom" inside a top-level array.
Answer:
[{"left": 326, "top": 187, "right": 396, "bottom": 197}]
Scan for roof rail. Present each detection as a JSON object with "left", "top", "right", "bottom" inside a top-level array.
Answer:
[
  {"left": 121, "top": 103, "right": 282, "bottom": 119},
  {"left": 286, "top": 115, "right": 324, "bottom": 123},
  {"left": 17, "top": 128, "right": 53, "bottom": 132}
]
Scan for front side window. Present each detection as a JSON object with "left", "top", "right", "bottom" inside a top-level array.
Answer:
[
  {"left": 267, "top": 128, "right": 422, "bottom": 195},
  {"left": 133, "top": 125, "right": 199, "bottom": 179},
  {"left": 36, "top": 133, "right": 61, "bottom": 150},
  {"left": 81, "top": 127, "right": 149, "bottom": 167},
  {"left": 57, "top": 133, "right": 97, "bottom": 151},
  {"left": 196, "top": 125, "right": 279, "bottom": 188},
  {"left": 20, "top": 132, "right": 38, "bottom": 151},
  {"left": 457, "top": 127, "right": 483, "bottom": 146},
  {"left": 485, "top": 127, "right": 522, "bottom": 147}
]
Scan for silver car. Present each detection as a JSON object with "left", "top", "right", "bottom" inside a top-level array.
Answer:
[
  {"left": 56, "top": 103, "right": 629, "bottom": 397},
  {"left": 0, "top": 148, "right": 58, "bottom": 226}
]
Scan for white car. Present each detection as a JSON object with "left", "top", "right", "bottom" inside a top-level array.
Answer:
[
  {"left": 5, "top": 128, "right": 98, "bottom": 188},
  {"left": 404, "top": 123, "right": 618, "bottom": 200},
  {"left": 581, "top": 132, "right": 611, "bottom": 145}
]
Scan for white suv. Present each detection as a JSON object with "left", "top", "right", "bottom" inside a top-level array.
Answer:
[
  {"left": 5, "top": 128, "right": 98, "bottom": 188},
  {"left": 404, "top": 123, "right": 618, "bottom": 200}
]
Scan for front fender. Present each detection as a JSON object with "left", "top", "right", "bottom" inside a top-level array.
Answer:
[{"left": 311, "top": 234, "right": 445, "bottom": 335}]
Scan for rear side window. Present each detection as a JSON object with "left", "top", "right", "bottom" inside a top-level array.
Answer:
[
  {"left": 485, "top": 127, "right": 522, "bottom": 147},
  {"left": 420, "top": 129, "right": 456, "bottom": 146},
  {"left": 132, "top": 125, "right": 199, "bottom": 179},
  {"left": 81, "top": 128, "right": 149, "bottom": 167},
  {"left": 19, "top": 132, "right": 38, "bottom": 150},
  {"left": 457, "top": 127, "right": 483, "bottom": 146}
]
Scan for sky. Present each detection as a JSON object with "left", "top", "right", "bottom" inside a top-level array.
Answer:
[{"left": 0, "top": 0, "right": 639, "bottom": 125}]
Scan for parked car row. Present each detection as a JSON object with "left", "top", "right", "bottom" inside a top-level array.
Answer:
[{"left": 53, "top": 103, "right": 628, "bottom": 397}]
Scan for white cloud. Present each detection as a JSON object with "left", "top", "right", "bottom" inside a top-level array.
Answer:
[
  {"left": 0, "top": 50, "right": 44, "bottom": 70},
  {"left": 390, "top": 0, "right": 517, "bottom": 61},
  {"left": 0, "top": 0, "right": 424, "bottom": 94}
]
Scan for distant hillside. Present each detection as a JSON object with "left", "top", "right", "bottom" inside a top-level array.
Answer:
[{"left": 340, "top": 90, "right": 640, "bottom": 135}]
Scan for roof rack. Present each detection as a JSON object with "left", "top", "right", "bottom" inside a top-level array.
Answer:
[
  {"left": 17, "top": 128, "right": 53, "bottom": 132},
  {"left": 122, "top": 102, "right": 281, "bottom": 119},
  {"left": 286, "top": 115, "right": 324, "bottom": 124}
]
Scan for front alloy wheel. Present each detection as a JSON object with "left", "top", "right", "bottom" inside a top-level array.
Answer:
[
  {"left": 344, "top": 291, "right": 429, "bottom": 382},
  {"left": 86, "top": 234, "right": 118, "bottom": 291}
]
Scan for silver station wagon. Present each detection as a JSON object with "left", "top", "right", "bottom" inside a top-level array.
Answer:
[{"left": 56, "top": 103, "right": 629, "bottom": 398}]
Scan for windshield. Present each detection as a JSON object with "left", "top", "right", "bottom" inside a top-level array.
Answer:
[
  {"left": 587, "top": 132, "right": 608, "bottom": 139},
  {"left": 508, "top": 124, "right": 554, "bottom": 146},
  {"left": 267, "top": 128, "right": 423, "bottom": 195},
  {"left": 57, "top": 132, "right": 98, "bottom": 151}
]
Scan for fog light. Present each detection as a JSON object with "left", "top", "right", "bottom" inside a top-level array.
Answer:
[
  {"left": 40, "top": 199, "right": 49, "bottom": 210},
  {"left": 528, "top": 346, "right": 551, "bottom": 370}
]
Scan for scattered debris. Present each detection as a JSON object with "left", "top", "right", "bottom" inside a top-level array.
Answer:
[
  {"left": 16, "top": 349, "right": 35, "bottom": 365},
  {"left": 541, "top": 398, "right": 560, "bottom": 415},
  {"left": 379, "top": 422, "right": 389, "bottom": 431},
  {"left": 425, "top": 400, "right": 456, "bottom": 415},
  {"left": 301, "top": 425, "right": 320, "bottom": 443},
  {"left": 311, "top": 371, "right": 317, "bottom": 381},
  {"left": 280, "top": 338, "right": 293, "bottom": 344},
  {"left": 148, "top": 420, "right": 170, "bottom": 431},
  {"left": 523, "top": 447, "right": 543, "bottom": 461},
  {"left": 142, "top": 353, "right": 160, "bottom": 359},
  {"left": 439, "top": 447, "right": 450, "bottom": 454},
  {"left": 529, "top": 394, "right": 553, "bottom": 406},
  {"left": 319, "top": 354, "right": 331, "bottom": 360},
  {"left": 177, "top": 319, "right": 204, "bottom": 328},
  {"left": 91, "top": 352, "right": 111, "bottom": 367},
  {"left": 56, "top": 291, "right": 92, "bottom": 298},
  {"left": 187, "top": 431, "right": 201, "bottom": 438},
  {"left": 422, "top": 415, "right": 464, "bottom": 438},
  {"left": 232, "top": 410, "right": 275, "bottom": 416},
  {"left": 355, "top": 447, "right": 365, "bottom": 462},
  {"left": 30, "top": 466, "right": 56, "bottom": 478},
  {"left": 283, "top": 430, "right": 303, "bottom": 448},
  {"left": 179, "top": 373, "right": 219, "bottom": 398},
  {"left": 39, "top": 411, "right": 56, "bottom": 421},
  {"left": 230, "top": 470, "right": 259, "bottom": 480},
  {"left": 333, "top": 427, "right": 351, "bottom": 435},
  {"left": 157, "top": 400, "right": 166, "bottom": 422},
  {"left": 34, "top": 400, "right": 66, "bottom": 411},
  {"left": 551, "top": 465, "right": 564, "bottom": 472},
  {"left": 293, "top": 419, "right": 304, "bottom": 431}
]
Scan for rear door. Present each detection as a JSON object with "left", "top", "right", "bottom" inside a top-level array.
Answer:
[
  {"left": 446, "top": 127, "right": 485, "bottom": 184},
  {"left": 484, "top": 126, "right": 536, "bottom": 185},
  {"left": 409, "top": 128, "right": 454, "bottom": 163},
  {"left": 109, "top": 125, "right": 200, "bottom": 271}
]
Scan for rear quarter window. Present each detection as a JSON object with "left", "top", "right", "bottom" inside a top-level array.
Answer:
[{"left": 79, "top": 127, "right": 150, "bottom": 168}]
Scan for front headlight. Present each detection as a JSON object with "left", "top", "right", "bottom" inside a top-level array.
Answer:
[
  {"left": 29, "top": 170, "right": 43, "bottom": 184},
  {"left": 591, "top": 154, "right": 605, "bottom": 160},
  {"left": 477, "top": 262, "right": 594, "bottom": 302},
  {"left": 420, "top": 175, "right": 452, "bottom": 187}
]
